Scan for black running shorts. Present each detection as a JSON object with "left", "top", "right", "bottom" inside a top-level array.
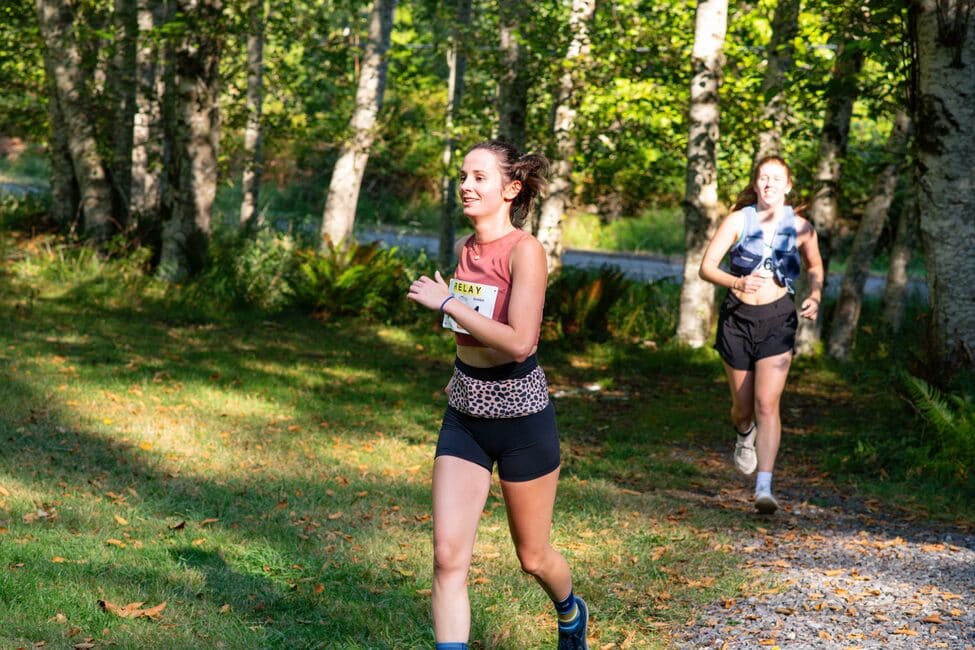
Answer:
[
  {"left": 436, "top": 400, "right": 560, "bottom": 483},
  {"left": 714, "top": 292, "right": 798, "bottom": 371}
]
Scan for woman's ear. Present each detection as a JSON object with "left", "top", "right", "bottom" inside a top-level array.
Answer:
[{"left": 503, "top": 180, "right": 522, "bottom": 200}]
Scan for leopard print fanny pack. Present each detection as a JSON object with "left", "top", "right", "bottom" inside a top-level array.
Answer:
[{"left": 445, "top": 364, "right": 550, "bottom": 419}]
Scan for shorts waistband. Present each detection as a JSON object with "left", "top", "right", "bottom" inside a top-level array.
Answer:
[
  {"left": 454, "top": 353, "right": 539, "bottom": 381},
  {"left": 724, "top": 292, "right": 794, "bottom": 314}
]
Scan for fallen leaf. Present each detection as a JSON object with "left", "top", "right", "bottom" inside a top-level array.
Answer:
[
  {"left": 98, "top": 600, "right": 167, "bottom": 620},
  {"left": 922, "top": 614, "right": 944, "bottom": 624},
  {"left": 105, "top": 538, "right": 126, "bottom": 548},
  {"left": 138, "top": 441, "right": 153, "bottom": 451},
  {"left": 114, "top": 515, "right": 129, "bottom": 526},
  {"left": 892, "top": 626, "right": 918, "bottom": 636},
  {"left": 169, "top": 520, "right": 186, "bottom": 530},
  {"left": 199, "top": 518, "right": 219, "bottom": 526}
]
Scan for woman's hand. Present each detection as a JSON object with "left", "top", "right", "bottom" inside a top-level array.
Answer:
[
  {"left": 799, "top": 295, "right": 820, "bottom": 320},
  {"left": 407, "top": 270, "right": 451, "bottom": 311},
  {"left": 734, "top": 273, "right": 768, "bottom": 294}
]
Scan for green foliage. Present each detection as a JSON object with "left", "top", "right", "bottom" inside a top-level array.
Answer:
[
  {"left": 902, "top": 374, "right": 975, "bottom": 486},
  {"left": 563, "top": 207, "right": 685, "bottom": 255},
  {"left": 0, "top": 191, "right": 49, "bottom": 230},
  {"left": 0, "top": 0, "right": 46, "bottom": 139},
  {"left": 608, "top": 279, "right": 680, "bottom": 344},
  {"left": 206, "top": 227, "right": 298, "bottom": 312},
  {"left": 544, "top": 266, "right": 630, "bottom": 343},
  {"left": 290, "top": 239, "right": 432, "bottom": 322}
]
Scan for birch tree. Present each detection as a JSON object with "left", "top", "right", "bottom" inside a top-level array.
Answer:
[
  {"left": 109, "top": 0, "right": 137, "bottom": 228},
  {"left": 36, "top": 0, "right": 115, "bottom": 241},
  {"left": 882, "top": 192, "right": 917, "bottom": 333},
  {"left": 536, "top": 0, "right": 595, "bottom": 274},
  {"left": 438, "top": 0, "right": 472, "bottom": 269},
  {"left": 158, "top": 0, "right": 223, "bottom": 281},
  {"left": 41, "top": 45, "right": 79, "bottom": 228},
  {"left": 827, "top": 109, "right": 911, "bottom": 359},
  {"left": 676, "top": 0, "right": 728, "bottom": 348},
  {"left": 794, "top": 36, "right": 863, "bottom": 354},
  {"left": 753, "top": 0, "right": 800, "bottom": 163},
  {"left": 129, "top": 0, "right": 167, "bottom": 231},
  {"left": 319, "top": 0, "right": 397, "bottom": 250},
  {"left": 497, "top": 0, "right": 528, "bottom": 151},
  {"left": 910, "top": 0, "right": 975, "bottom": 368},
  {"left": 239, "top": 0, "right": 265, "bottom": 227}
]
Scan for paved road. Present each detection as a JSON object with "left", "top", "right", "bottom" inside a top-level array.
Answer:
[{"left": 360, "top": 228, "right": 928, "bottom": 300}]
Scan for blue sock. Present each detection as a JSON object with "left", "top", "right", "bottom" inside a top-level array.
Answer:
[
  {"left": 554, "top": 591, "right": 580, "bottom": 631},
  {"left": 435, "top": 644, "right": 468, "bottom": 650}
]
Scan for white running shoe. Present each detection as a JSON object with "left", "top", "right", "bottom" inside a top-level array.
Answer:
[
  {"left": 733, "top": 423, "right": 757, "bottom": 475},
  {"left": 754, "top": 489, "right": 778, "bottom": 514}
]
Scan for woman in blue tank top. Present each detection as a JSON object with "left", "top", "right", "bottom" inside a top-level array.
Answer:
[{"left": 699, "top": 156, "right": 824, "bottom": 514}]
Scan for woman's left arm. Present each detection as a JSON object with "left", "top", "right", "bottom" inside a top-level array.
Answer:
[{"left": 797, "top": 218, "right": 824, "bottom": 320}]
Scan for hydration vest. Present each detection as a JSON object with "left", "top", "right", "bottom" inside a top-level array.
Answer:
[{"left": 728, "top": 205, "right": 801, "bottom": 294}]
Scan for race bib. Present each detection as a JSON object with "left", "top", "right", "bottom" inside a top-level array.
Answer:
[{"left": 442, "top": 278, "right": 499, "bottom": 334}]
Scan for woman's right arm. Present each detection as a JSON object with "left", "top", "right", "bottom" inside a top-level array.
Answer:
[{"left": 699, "top": 211, "right": 746, "bottom": 291}]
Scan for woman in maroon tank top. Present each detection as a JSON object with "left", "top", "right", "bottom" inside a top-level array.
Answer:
[{"left": 408, "top": 140, "right": 589, "bottom": 649}]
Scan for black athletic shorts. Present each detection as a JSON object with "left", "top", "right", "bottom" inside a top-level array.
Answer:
[
  {"left": 714, "top": 292, "right": 798, "bottom": 371},
  {"left": 436, "top": 361, "right": 560, "bottom": 482}
]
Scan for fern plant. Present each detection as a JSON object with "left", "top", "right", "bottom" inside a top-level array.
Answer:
[
  {"left": 289, "top": 240, "right": 412, "bottom": 321},
  {"left": 544, "top": 266, "right": 630, "bottom": 342},
  {"left": 902, "top": 373, "right": 975, "bottom": 484}
]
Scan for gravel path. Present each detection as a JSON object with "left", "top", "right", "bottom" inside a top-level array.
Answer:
[{"left": 674, "top": 474, "right": 975, "bottom": 650}]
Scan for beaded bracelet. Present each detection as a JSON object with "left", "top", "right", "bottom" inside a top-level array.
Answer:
[{"left": 440, "top": 295, "right": 456, "bottom": 313}]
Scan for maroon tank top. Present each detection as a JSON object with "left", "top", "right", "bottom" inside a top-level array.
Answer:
[{"left": 451, "top": 229, "right": 530, "bottom": 347}]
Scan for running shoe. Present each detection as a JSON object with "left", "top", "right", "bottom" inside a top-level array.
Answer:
[
  {"left": 733, "top": 423, "right": 757, "bottom": 475},
  {"left": 557, "top": 596, "right": 589, "bottom": 650},
  {"left": 754, "top": 489, "right": 778, "bottom": 514}
]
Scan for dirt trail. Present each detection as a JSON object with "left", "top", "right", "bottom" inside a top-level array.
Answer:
[{"left": 671, "top": 451, "right": 975, "bottom": 649}]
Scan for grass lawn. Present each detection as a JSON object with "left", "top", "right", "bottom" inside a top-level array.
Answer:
[{"left": 0, "top": 229, "right": 967, "bottom": 649}]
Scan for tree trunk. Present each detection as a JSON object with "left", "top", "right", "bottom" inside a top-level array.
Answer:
[
  {"left": 827, "top": 109, "right": 912, "bottom": 360},
  {"left": 239, "top": 0, "right": 265, "bottom": 227},
  {"left": 537, "top": 0, "right": 595, "bottom": 275},
  {"left": 129, "top": 0, "right": 167, "bottom": 235},
  {"left": 319, "top": 0, "right": 397, "bottom": 250},
  {"left": 794, "top": 37, "right": 864, "bottom": 354},
  {"left": 497, "top": 0, "right": 528, "bottom": 152},
  {"left": 753, "top": 0, "right": 800, "bottom": 163},
  {"left": 41, "top": 45, "right": 79, "bottom": 228},
  {"left": 911, "top": 0, "right": 975, "bottom": 368},
  {"left": 109, "top": 0, "right": 138, "bottom": 230},
  {"left": 158, "top": 0, "right": 222, "bottom": 282},
  {"left": 676, "top": 0, "right": 728, "bottom": 348},
  {"left": 36, "top": 0, "right": 115, "bottom": 241},
  {"left": 882, "top": 193, "right": 917, "bottom": 333},
  {"left": 438, "top": 0, "right": 472, "bottom": 269}
]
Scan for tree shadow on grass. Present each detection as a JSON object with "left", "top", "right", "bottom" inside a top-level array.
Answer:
[{"left": 1, "top": 397, "right": 436, "bottom": 647}]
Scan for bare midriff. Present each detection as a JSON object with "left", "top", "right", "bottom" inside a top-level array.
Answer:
[
  {"left": 456, "top": 343, "right": 538, "bottom": 368},
  {"left": 732, "top": 278, "right": 789, "bottom": 306}
]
